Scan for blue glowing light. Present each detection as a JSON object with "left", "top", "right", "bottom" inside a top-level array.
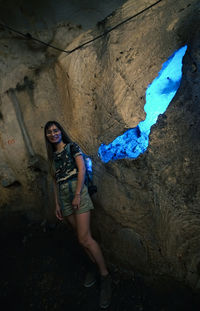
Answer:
[
  {"left": 98, "top": 45, "right": 187, "bottom": 163},
  {"left": 84, "top": 156, "right": 93, "bottom": 172}
]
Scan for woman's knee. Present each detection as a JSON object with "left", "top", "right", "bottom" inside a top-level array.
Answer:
[{"left": 78, "top": 233, "right": 93, "bottom": 248}]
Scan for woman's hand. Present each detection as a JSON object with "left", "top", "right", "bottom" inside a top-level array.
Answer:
[
  {"left": 72, "top": 194, "right": 81, "bottom": 210},
  {"left": 55, "top": 203, "right": 63, "bottom": 220}
]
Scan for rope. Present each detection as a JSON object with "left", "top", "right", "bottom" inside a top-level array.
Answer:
[{"left": 0, "top": 0, "right": 163, "bottom": 55}]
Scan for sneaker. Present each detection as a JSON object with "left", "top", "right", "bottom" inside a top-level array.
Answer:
[
  {"left": 83, "top": 269, "right": 97, "bottom": 288},
  {"left": 100, "top": 274, "right": 112, "bottom": 309}
]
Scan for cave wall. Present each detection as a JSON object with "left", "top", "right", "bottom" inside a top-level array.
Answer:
[
  {"left": 0, "top": 0, "right": 200, "bottom": 288},
  {"left": 55, "top": 0, "right": 200, "bottom": 287},
  {"left": 0, "top": 0, "right": 126, "bottom": 30},
  {"left": 146, "top": 28, "right": 200, "bottom": 287}
]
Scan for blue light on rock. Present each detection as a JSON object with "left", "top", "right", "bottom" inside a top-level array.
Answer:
[{"left": 98, "top": 45, "right": 187, "bottom": 163}]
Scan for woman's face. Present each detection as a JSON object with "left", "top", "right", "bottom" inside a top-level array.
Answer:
[{"left": 46, "top": 124, "right": 62, "bottom": 144}]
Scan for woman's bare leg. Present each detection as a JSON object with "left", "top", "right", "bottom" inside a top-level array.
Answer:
[
  {"left": 65, "top": 214, "right": 76, "bottom": 229},
  {"left": 75, "top": 211, "right": 108, "bottom": 276},
  {"left": 65, "top": 214, "right": 96, "bottom": 263},
  {"left": 66, "top": 212, "right": 111, "bottom": 308}
]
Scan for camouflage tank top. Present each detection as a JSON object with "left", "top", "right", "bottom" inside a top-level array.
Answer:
[{"left": 53, "top": 142, "right": 82, "bottom": 184}]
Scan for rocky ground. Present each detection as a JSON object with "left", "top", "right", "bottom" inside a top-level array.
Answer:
[{"left": 0, "top": 211, "right": 199, "bottom": 311}]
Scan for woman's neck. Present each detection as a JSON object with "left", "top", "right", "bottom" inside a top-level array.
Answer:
[{"left": 55, "top": 141, "right": 66, "bottom": 152}]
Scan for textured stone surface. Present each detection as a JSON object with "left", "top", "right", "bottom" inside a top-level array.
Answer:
[
  {"left": 0, "top": 0, "right": 126, "bottom": 30},
  {"left": 55, "top": 0, "right": 200, "bottom": 287},
  {"left": 0, "top": 0, "right": 200, "bottom": 289},
  {"left": 0, "top": 163, "right": 17, "bottom": 187},
  {"left": 146, "top": 26, "right": 200, "bottom": 286}
]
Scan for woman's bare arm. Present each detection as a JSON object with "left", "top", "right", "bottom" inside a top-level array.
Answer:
[
  {"left": 72, "top": 155, "right": 86, "bottom": 209},
  {"left": 53, "top": 178, "right": 63, "bottom": 220}
]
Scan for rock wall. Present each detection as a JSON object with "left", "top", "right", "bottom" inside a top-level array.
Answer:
[
  {"left": 146, "top": 27, "right": 200, "bottom": 287},
  {"left": 0, "top": 0, "right": 126, "bottom": 30},
  {"left": 0, "top": 0, "right": 200, "bottom": 288},
  {"left": 55, "top": 0, "right": 200, "bottom": 287},
  {"left": 0, "top": 17, "right": 83, "bottom": 214}
]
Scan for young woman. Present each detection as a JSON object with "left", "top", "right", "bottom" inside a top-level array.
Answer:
[{"left": 44, "top": 121, "right": 111, "bottom": 309}]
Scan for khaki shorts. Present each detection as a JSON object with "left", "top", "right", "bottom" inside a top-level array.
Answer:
[{"left": 58, "top": 179, "right": 94, "bottom": 217}]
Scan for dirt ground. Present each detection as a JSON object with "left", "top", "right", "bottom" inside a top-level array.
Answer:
[{"left": 0, "top": 211, "right": 199, "bottom": 311}]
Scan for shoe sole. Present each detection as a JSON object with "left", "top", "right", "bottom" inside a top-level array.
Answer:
[
  {"left": 84, "top": 279, "right": 96, "bottom": 288},
  {"left": 100, "top": 303, "right": 110, "bottom": 309}
]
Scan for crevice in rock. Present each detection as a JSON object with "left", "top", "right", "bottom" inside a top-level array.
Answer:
[
  {"left": 7, "top": 88, "right": 35, "bottom": 158},
  {"left": 4, "top": 180, "right": 21, "bottom": 188}
]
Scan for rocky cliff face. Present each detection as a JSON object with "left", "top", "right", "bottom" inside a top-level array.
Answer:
[{"left": 0, "top": 0, "right": 200, "bottom": 288}]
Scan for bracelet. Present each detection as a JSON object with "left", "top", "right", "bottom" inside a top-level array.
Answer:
[{"left": 75, "top": 193, "right": 81, "bottom": 196}]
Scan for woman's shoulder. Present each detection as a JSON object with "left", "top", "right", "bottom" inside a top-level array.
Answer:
[
  {"left": 70, "top": 142, "right": 83, "bottom": 157},
  {"left": 70, "top": 141, "right": 80, "bottom": 148}
]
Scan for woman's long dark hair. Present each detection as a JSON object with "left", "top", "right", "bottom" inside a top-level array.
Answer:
[{"left": 44, "top": 121, "right": 72, "bottom": 176}]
